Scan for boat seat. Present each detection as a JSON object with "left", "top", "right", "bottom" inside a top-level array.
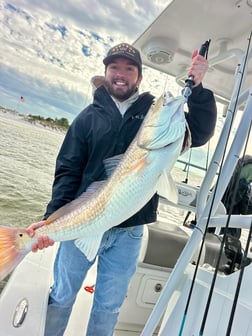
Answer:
[
  {"left": 203, "top": 232, "right": 229, "bottom": 268},
  {"left": 140, "top": 222, "right": 228, "bottom": 269},
  {"left": 141, "top": 223, "right": 189, "bottom": 268}
]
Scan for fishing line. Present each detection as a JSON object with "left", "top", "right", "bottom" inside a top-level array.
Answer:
[
  {"left": 182, "top": 140, "right": 211, "bottom": 226},
  {"left": 178, "top": 33, "right": 251, "bottom": 336},
  {"left": 183, "top": 148, "right": 192, "bottom": 184},
  {"left": 205, "top": 141, "right": 210, "bottom": 172},
  {"left": 162, "top": 73, "right": 169, "bottom": 94}
]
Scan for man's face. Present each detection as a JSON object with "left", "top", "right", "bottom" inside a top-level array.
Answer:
[{"left": 104, "top": 57, "right": 142, "bottom": 102}]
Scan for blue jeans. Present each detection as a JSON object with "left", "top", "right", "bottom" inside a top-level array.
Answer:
[{"left": 44, "top": 225, "right": 143, "bottom": 336}]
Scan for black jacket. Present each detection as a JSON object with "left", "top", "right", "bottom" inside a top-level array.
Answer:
[{"left": 44, "top": 84, "right": 217, "bottom": 227}]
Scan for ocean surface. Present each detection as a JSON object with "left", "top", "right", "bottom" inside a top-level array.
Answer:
[
  {"left": 0, "top": 113, "right": 205, "bottom": 292},
  {"left": 0, "top": 114, "right": 65, "bottom": 290},
  {"left": 0, "top": 115, "right": 64, "bottom": 226},
  {"left": 0, "top": 112, "right": 204, "bottom": 223}
]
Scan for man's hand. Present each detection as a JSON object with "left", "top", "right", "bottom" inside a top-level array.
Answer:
[
  {"left": 26, "top": 221, "right": 55, "bottom": 252},
  {"left": 188, "top": 49, "right": 208, "bottom": 87}
]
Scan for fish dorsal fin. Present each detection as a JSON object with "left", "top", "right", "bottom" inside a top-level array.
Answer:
[
  {"left": 103, "top": 154, "right": 123, "bottom": 177},
  {"left": 75, "top": 234, "right": 103, "bottom": 261},
  {"left": 46, "top": 181, "right": 106, "bottom": 224},
  {"left": 157, "top": 171, "right": 178, "bottom": 204}
]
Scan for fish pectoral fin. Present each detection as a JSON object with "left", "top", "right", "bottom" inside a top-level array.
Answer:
[
  {"left": 103, "top": 154, "right": 124, "bottom": 177},
  {"left": 157, "top": 171, "right": 178, "bottom": 204},
  {"left": 74, "top": 234, "right": 103, "bottom": 261}
]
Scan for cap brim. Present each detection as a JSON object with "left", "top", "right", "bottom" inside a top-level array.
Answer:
[{"left": 103, "top": 54, "right": 139, "bottom": 67}]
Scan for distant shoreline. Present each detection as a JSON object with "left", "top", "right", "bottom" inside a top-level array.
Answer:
[{"left": 0, "top": 107, "right": 66, "bottom": 134}]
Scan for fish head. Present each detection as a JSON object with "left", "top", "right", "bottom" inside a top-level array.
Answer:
[{"left": 137, "top": 93, "right": 187, "bottom": 150}]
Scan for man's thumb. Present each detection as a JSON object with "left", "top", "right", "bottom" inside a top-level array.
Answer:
[{"left": 191, "top": 49, "right": 198, "bottom": 59}]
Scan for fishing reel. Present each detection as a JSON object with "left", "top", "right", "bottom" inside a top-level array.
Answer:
[{"left": 182, "top": 40, "right": 211, "bottom": 99}]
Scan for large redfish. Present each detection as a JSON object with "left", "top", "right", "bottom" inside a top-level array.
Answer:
[{"left": 0, "top": 94, "right": 190, "bottom": 280}]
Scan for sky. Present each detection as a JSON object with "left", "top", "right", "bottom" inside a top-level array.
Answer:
[
  {"left": 0, "top": 0, "right": 172, "bottom": 122},
  {"left": 0, "top": 0, "right": 250, "bottom": 164}
]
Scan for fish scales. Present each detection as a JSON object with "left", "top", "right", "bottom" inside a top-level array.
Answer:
[{"left": 0, "top": 94, "right": 189, "bottom": 280}]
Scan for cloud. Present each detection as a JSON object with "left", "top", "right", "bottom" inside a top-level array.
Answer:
[
  {"left": 0, "top": 64, "right": 87, "bottom": 120},
  {"left": 0, "top": 0, "right": 168, "bottom": 121},
  {"left": 8, "top": 0, "right": 166, "bottom": 38}
]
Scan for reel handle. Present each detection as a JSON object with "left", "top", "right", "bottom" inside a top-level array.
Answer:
[
  {"left": 198, "top": 40, "right": 211, "bottom": 57},
  {"left": 183, "top": 39, "right": 211, "bottom": 99}
]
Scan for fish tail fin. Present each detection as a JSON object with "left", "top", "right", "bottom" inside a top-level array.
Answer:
[{"left": 0, "top": 226, "right": 29, "bottom": 281}]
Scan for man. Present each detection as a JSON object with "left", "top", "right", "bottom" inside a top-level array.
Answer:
[{"left": 28, "top": 42, "right": 217, "bottom": 335}]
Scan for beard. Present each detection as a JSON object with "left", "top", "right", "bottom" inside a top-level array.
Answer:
[{"left": 104, "top": 80, "right": 138, "bottom": 101}]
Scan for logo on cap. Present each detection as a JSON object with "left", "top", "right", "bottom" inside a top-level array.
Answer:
[
  {"left": 103, "top": 43, "right": 142, "bottom": 73},
  {"left": 110, "top": 43, "right": 137, "bottom": 56}
]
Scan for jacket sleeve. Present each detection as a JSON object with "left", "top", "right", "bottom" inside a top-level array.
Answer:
[
  {"left": 185, "top": 83, "right": 217, "bottom": 147},
  {"left": 44, "top": 114, "right": 88, "bottom": 219}
]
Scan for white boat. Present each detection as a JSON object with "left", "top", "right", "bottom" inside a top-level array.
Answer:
[{"left": 0, "top": 0, "right": 252, "bottom": 335}]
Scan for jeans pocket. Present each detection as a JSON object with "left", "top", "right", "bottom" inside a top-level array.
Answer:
[{"left": 127, "top": 225, "right": 144, "bottom": 239}]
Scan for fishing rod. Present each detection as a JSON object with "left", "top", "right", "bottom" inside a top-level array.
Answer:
[
  {"left": 175, "top": 40, "right": 214, "bottom": 336},
  {"left": 179, "top": 31, "right": 252, "bottom": 335},
  {"left": 182, "top": 40, "right": 210, "bottom": 100},
  {"left": 226, "top": 225, "right": 252, "bottom": 335},
  {"left": 179, "top": 40, "right": 210, "bottom": 184},
  {"left": 225, "top": 123, "right": 252, "bottom": 335},
  {"left": 197, "top": 142, "right": 250, "bottom": 336},
  {"left": 197, "top": 31, "right": 252, "bottom": 336},
  {"left": 142, "top": 33, "right": 251, "bottom": 335},
  {"left": 140, "top": 40, "right": 211, "bottom": 336}
]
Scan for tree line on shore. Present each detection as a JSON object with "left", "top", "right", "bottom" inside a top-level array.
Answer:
[
  {"left": 0, "top": 105, "right": 70, "bottom": 130},
  {"left": 28, "top": 114, "right": 69, "bottom": 130}
]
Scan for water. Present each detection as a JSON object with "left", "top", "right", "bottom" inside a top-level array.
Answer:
[
  {"left": 0, "top": 112, "right": 203, "bottom": 225},
  {"left": 0, "top": 114, "right": 64, "bottom": 225},
  {"left": 0, "top": 113, "right": 64, "bottom": 290}
]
